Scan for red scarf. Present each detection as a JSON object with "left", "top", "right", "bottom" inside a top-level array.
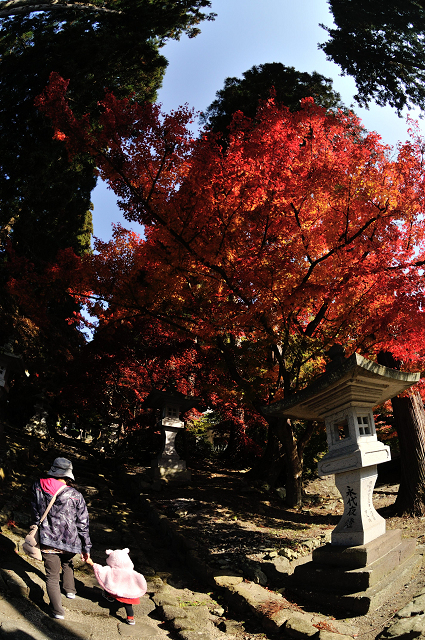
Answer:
[{"left": 40, "top": 477, "right": 66, "bottom": 495}]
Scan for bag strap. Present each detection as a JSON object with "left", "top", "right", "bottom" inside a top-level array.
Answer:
[{"left": 39, "top": 484, "right": 67, "bottom": 524}]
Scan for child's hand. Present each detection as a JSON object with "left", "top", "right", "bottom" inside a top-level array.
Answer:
[{"left": 81, "top": 553, "right": 94, "bottom": 566}]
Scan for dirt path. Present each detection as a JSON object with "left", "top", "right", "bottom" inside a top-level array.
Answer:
[
  {"left": 127, "top": 462, "right": 425, "bottom": 639},
  {"left": 1, "top": 428, "right": 425, "bottom": 640},
  {"left": 0, "top": 429, "right": 267, "bottom": 640}
]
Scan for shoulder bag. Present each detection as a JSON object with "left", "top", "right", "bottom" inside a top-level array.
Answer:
[{"left": 23, "top": 484, "right": 67, "bottom": 561}]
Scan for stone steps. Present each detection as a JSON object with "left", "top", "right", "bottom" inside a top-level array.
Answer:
[
  {"left": 0, "top": 452, "right": 231, "bottom": 640},
  {"left": 288, "top": 530, "right": 423, "bottom": 617},
  {"left": 1, "top": 434, "right": 425, "bottom": 639}
]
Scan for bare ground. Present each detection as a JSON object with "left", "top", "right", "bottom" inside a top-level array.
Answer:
[
  {"left": 2, "top": 429, "right": 425, "bottom": 640},
  {"left": 139, "top": 461, "right": 425, "bottom": 639}
]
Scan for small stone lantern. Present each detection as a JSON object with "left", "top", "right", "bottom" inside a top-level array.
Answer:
[
  {"left": 0, "top": 351, "right": 25, "bottom": 400},
  {"left": 144, "top": 386, "right": 202, "bottom": 483}
]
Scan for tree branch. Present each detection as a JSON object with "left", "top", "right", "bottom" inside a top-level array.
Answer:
[
  {"left": 297, "top": 420, "right": 316, "bottom": 458},
  {"left": 95, "top": 149, "right": 254, "bottom": 307},
  {"left": 301, "top": 214, "right": 379, "bottom": 285},
  {"left": 0, "top": 0, "right": 121, "bottom": 17},
  {"left": 216, "top": 335, "right": 252, "bottom": 395},
  {"left": 290, "top": 200, "right": 312, "bottom": 264},
  {"left": 303, "top": 301, "right": 329, "bottom": 337}
]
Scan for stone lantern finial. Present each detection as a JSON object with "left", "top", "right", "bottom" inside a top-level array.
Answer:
[{"left": 325, "top": 343, "right": 346, "bottom": 372}]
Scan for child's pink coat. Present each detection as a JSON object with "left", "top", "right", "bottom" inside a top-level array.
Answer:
[{"left": 93, "top": 548, "right": 147, "bottom": 599}]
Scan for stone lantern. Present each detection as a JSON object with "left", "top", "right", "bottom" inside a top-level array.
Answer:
[
  {"left": 144, "top": 386, "right": 202, "bottom": 483},
  {"left": 317, "top": 403, "right": 391, "bottom": 546},
  {"left": 0, "top": 351, "right": 25, "bottom": 400},
  {"left": 0, "top": 350, "right": 25, "bottom": 440},
  {"left": 262, "top": 352, "right": 421, "bottom": 614}
]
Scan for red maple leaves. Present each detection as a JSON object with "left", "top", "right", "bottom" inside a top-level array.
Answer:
[{"left": 34, "top": 72, "right": 425, "bottom": 403}]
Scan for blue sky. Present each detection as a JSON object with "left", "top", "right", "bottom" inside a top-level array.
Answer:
[{"left": 92, "top": 0, "right": 422, "bottom": 242}]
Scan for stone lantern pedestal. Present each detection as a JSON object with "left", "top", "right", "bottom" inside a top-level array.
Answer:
[
  {"left": 262, "top": 353, "right": 421, "bottom": 615},
  {"left": 144, "top": 388, "right": 201, "bottom": 484}
]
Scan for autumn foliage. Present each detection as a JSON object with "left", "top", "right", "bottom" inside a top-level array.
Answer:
[{"left": 33, "top": 72, "right": 425, "bottom": 504}]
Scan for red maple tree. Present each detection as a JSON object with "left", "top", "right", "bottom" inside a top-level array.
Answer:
[{"left": 35, "top": 73, "right": 425, "bottom": 506}]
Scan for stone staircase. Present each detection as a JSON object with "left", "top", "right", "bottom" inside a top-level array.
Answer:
[
  {"left": 0, "top": 442, "right": 233, "bottom": 640},
  {"left": 1, "top": 432, "right": 425, "bottom": 640}
]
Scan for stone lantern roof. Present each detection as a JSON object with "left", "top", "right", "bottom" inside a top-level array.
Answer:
[
  {"left": 262, "top": 353, "right": 420, "bottom": 421},
  {"left": 144, "top": 386, "right": 202, "bottom": 413},
  {"left": 0, "top": 351, "right": 25, "bottom": 374}
]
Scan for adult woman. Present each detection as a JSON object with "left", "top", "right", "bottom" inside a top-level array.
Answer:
[{"left": 30, "top": 457, "right": 92, "bottom": 619}]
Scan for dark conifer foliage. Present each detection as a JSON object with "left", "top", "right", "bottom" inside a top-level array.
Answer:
[
  {"left": 321, "top": 0, "right": 425, "bottom": 112},
  {"left": 200, "top": 62, "right": 343, "bottom": 134},
  {"left": 0, "top": 1, "right": 214, "bottom": 260}
]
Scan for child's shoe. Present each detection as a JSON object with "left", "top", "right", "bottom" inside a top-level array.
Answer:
[
  {"left": 53, "top": 614, "right": 65, "bottom": 619},
  {"left": 66, "top": 593, "right": 76, "bottom": 599},
  {"left": 127, "top": 617, "right": 135, "bottom": 625}
]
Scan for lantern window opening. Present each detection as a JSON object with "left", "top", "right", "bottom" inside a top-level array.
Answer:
[
  {"left": 164, "top": 406, "right": 179, "bottom": 419},
  {"left": 333, "top": 418, "right": 350, "bottom": 443},
  {"left": 357, "top": 414, "right": 372, "bottom": 436}
]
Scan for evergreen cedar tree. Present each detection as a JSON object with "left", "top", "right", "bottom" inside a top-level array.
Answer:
[
  {"left": 34, "top": 73, "right": 425, "bottom": 508},
  {"left": 0, "top": 0, "right": 213, "bottom": 421},
  {"left": 200, "top": 62, "right": 344, "bottom": 134},
  {"left": 0, "top": 0, "right": 213, "bottom": 261},
  {"left": 0, "top": 0, "right": 214, "bottom": 263},
  {"left": 321, "top": 0, "right": 425, "bottom": 112}
]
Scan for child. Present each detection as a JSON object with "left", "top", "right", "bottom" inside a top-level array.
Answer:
[{"left": 86, "top": 548, "right": 147, "bottom": 625}]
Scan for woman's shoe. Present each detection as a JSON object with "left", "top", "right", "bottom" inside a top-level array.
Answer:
[
  {"left": 127, "top": 617, "right": 135, "bottom": 625},
  {"left": 53, "top": 614, "right": 65, "bottom": 619},
  {"left": 66, "top": 593, "right": 76, "bottom": 599}
]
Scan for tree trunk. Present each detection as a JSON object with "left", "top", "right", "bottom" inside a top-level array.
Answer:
[
  {"left": 377, "top": 351, "right": 425, "bottom": 516},
  {"left": 246, "top": 425, "right": 284, "bottom": 486},
  {"left": 0, "top": 391, "right": 5, "bottom": 446},
  {"left": 274, "top": 417, "right": 304, "bottom": 508},
  {"left": 46, "top": 411, "right": 59, "bottom": 440},
  {"left": 249, "top": 411, "right": 315, "bottom": 507},
  {"left": 223, "top": 409, "right": 251, "bottom": 460},
  {"left": 392, "top": 388, "right": 425, "bottom": 516}
]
